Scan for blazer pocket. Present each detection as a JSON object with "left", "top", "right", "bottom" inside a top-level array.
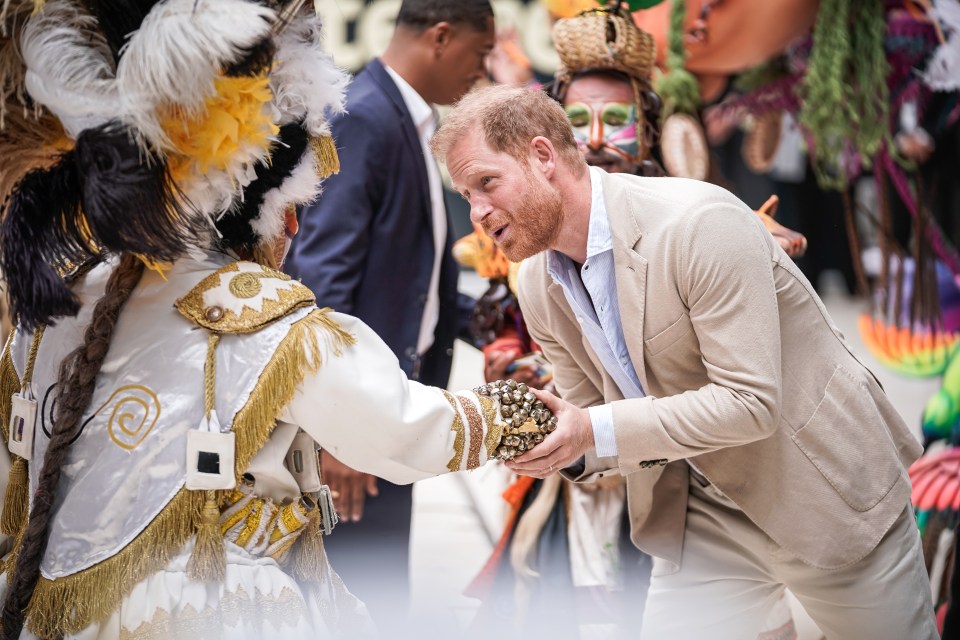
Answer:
[
  {"left": 645, "top": 312, "right": 693, "bottom": 355},
  {"left": 791, "top": 365, "right": 901, "bottom": 512}
]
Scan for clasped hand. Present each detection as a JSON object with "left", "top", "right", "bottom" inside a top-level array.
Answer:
[{"left": 505, "top": 387, "right": 594, "bottom": 479}]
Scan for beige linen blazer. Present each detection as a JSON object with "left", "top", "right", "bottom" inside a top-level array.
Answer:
[{"left": 518, "top": 171, "right": 921, "bottom": 570}]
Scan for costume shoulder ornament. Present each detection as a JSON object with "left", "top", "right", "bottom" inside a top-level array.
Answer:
[{"left": 176, "top": 261, "right": 315, "bottom": 333}]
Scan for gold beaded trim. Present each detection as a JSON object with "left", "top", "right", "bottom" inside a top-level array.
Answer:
[
  {"left": 175, "top": 262, "right": 315, "bottom": 334},
  {"left": 442, "top": 391, "right": 466, "bottom": 472},
  {"left": 460, "top": 394, "right": 484, "bottom": 469}
]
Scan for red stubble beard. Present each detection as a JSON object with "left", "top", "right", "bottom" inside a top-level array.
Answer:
[{"left": 486, "top": 170, "right": 564, "bottom": 262}]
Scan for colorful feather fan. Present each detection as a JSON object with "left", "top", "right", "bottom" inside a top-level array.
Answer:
[{"left": 911, "top": 447, "right": 960, "bottom": 535}]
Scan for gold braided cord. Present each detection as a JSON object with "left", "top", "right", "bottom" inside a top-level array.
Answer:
[
  {"left": 23, "top": 307, "right": 356, "bottom": 638},
  {"left": 203, "top": 332, "right": 220, "bottom": 418},
  {"left": 20, "top": 325, "right": 43, "bottom": 393}
]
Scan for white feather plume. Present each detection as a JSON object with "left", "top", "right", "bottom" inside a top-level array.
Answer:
[
  {"left": 250, "top": 148, "right": 321, "bottom": 241},
  {"left": 20, "top": 0, "right": 118, "bottom": 139},
  {"left": 269, "top": 11, "right": 349, "bottom": 135},
  {"left": 925, "top": 0, "right": 960, "bottom": 91},
  {"left": 116, "top": 0, "right": 276, "bottom": 150},
  {"left": 179, "top": 154, "right": 264, "bottom": 221}
]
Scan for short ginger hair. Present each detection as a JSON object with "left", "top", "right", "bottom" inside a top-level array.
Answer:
[{"left": 431, "top": 84, "right": 586, "bottom": 176}]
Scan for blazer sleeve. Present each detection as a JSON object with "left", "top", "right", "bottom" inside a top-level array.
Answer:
[
  {"left": 280, "top": 312, "right": 504, "bottom": 485},
  {"left": 287, "top": 110, "right": 387, "bottom": 313},
  {"left": 610, "top": 203, "right": 783, "bottom": 472}
]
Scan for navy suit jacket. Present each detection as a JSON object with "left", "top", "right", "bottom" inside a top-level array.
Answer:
[{"left": 286, "top": 58, "right": 463, "bottom": 386}]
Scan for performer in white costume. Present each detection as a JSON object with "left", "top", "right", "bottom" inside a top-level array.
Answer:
[{"left": 0, "top": 1, "right": 553, "bottom": 638}]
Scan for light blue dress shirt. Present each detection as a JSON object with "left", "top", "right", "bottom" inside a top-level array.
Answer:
[{"left": 546, "top": 167, "right": 642, "bottom": 457}]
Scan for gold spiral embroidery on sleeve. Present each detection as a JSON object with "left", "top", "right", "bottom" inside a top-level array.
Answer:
[
  {"left": 442, "top": 391, "right": 465, "bottom": 472},
  {"left": 460, "top": 395, "right": 484, "bottom": 470},
  {"left": 101, "top": 385, "right": 162, "bottom": 451}
]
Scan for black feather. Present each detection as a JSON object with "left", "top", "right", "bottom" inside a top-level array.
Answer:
[
  {"left": 216, "top": 122, "right": 309, "bottom": 251},
  {"left": 1, "top": 155, "right": 90, "bottom": 331},
  {"left": 0, "top": 121, "right": 202, "bottom": 330},
  {"left": 84, "top": 0, "right": 163, "bottom": 64},
  {"left": 224, "top": 36, "right": 276, "bottom": 78},
  {"left": 75, "top": 121, "right": 200, "bottom": 261}
]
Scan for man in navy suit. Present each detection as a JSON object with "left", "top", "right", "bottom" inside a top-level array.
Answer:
[{"left": 285, "top": 0, "right": 495, "bottom": 626}]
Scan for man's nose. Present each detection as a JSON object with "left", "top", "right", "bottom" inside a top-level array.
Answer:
[
  {"left": 470, "top": 201, "right": 492, "bottom": 224},
  {"left": 588, "top": 116, "right": 605, "bottom": 151}
]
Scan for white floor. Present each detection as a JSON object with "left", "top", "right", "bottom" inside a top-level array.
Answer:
[{"left": 405, "top": 272, "right": 939, "bottom": 640}]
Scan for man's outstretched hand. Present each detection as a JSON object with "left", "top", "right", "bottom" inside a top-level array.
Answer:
[
  {"left": 321, "top": 450, "right": 379, "bottom": 522},
  {"left": 505, "top": 388, "right": 594, "bottom": 478}
]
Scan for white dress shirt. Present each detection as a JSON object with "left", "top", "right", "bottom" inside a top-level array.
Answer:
[
  {"left": 546, "top": 167, "right": 644, "bottom": 456},
  {"left": 384, "top": 65, "right": 447, "bottom": 356}
]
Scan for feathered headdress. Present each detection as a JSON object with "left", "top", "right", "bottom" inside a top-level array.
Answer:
[{"left": 0, "top": 0, "right": 348, "bottom": 330}]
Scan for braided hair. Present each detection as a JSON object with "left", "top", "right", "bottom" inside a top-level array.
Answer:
[{"left": 1, "top": 253, "right": 145, "bottom": 639}]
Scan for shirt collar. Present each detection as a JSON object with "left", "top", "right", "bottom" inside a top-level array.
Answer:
[
  {"left": 384, "top": 64, "right": 435, "bottom": 134},
  {"left": 586, "top": 166, "right": 613, "bottom": 258},
  {"left": 546, "top": 166, "right": 613, "bottom": 280}
]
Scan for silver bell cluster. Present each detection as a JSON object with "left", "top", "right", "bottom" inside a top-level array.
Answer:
[{"left": 475, "top": 379, "right": 559, "bottom": 460}]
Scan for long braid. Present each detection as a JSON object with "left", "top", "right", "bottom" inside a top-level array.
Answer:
[{"left": 1, "top": 253, "right": 145, "bottom": 639}]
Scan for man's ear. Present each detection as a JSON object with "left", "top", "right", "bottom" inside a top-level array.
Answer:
[
  {"left": 428, "top": 21, "right": 452, "bottom": 57},
  {"left": 530, "top": 136, "right": 557, "bottom": 179}
]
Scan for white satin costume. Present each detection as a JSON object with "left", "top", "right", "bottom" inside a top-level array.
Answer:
[{"left": 0, "top": 250, "right": 504, "bottom": 639}]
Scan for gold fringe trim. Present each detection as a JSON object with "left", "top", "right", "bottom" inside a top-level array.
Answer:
[
  {"left": 291, "top": 510, "right": 325, "bottom": 583},
  {"left": 0, "top": 456, "right": 28, "bottom": 536},
  {"left": 4, "top": 512, "right": 27, "bottom": 582},
  {"left": 230, "top": 308, "right": 354, "bottom": 479},
  {"left": 309, "top": 135, "right": 340, "bottom": 179},
  {"left": 26, "top": 490, "right": 207, "bottom": 637},
  {"left": 0, "top": 332, "right": 21, "bottom": 443},
  {"left": 23, "top": 307, "right": 356, "bottom": 638},
  {"left": 0, "top": 333, "right": 26, "bottom": 537}
]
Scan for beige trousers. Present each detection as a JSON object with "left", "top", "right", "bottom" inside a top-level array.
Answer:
[{"left": 638, "top": 475, "right": 938, "bottom": 640}]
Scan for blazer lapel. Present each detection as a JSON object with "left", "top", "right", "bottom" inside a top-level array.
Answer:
[
  {"left": 605, "top": 174, "right": 650, "bottom": 392},
  {"left": 366, "top": 58, "right": 432, "bottom": 218}
]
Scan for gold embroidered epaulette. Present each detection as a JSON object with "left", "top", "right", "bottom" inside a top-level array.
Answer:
[{"left": 175, "top": 262, "right": 315, "bottom": 334}]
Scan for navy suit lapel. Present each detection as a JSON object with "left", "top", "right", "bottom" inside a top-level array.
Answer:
[{"left": 365, "top": 59, "right": 433, "bottom": 223}]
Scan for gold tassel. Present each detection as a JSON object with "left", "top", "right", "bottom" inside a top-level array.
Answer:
[
  {"left": 291, "top": 510, "right": 325, "bottom": 583},
  {"left": 186, "top": 490, "right": 226, "bottom": 583},
  {"left": 1, "top": 455, "right": 28, "bottom": 535},
  {"left": 309, "top": 135, "right": 340, "bottom": 179}
]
